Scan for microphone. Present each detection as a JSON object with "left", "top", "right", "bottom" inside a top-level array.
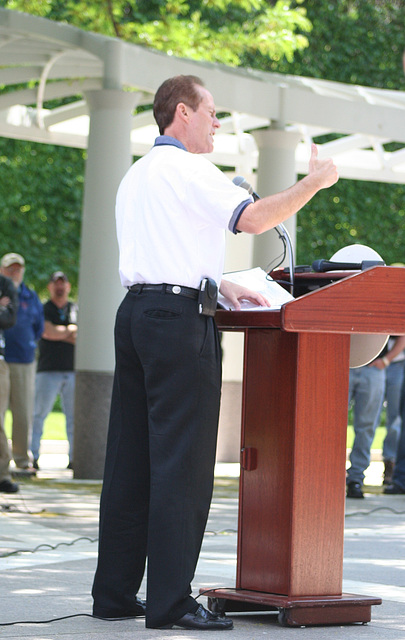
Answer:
[
  {"left": 232, "top": 176, "right": 260, "bottom": 201},
  {"left": 312, "top": 259, "right": 385, "bottom": 273},
  {"left": 232, "top": 176, "right": 295, "bottom": 295}
]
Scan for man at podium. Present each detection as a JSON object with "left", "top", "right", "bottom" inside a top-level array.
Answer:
[{"left": 92, "top": 74, "right": 339, "bottom": 631}]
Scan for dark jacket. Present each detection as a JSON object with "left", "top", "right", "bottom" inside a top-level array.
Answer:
[{"left": 0, "top": 275, "right": 18, "bottom": 357}]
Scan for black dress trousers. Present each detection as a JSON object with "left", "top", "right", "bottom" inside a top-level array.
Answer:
[{"left": 92, "top": 288, "right": 222, "bottom": 628}]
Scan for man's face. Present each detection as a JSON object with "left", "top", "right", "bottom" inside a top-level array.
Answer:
[
  {"left": 1, "top": 263, "right": 24, "bottom": 287},
  {"left": 187, "top": 86, "right": 220, "bottom": 154},
  {"left": 48, "top": 278, "right": 70, "bottom": 301}
]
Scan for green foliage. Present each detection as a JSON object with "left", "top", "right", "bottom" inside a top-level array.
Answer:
[
  {"left": 296, "top": 178, "right": 405, "bottom": 265},
  {"left": 250, "top": 0, "right": 405, "bottom": 90},
  {"left": 0, "top": 138, "right": 85, "bottom": 298},
  {"left": 265, "top": 0, "right": 405, "bottom": 265},
  {"left": 1, "top": 0, "right": 311, "bottom": 66}
]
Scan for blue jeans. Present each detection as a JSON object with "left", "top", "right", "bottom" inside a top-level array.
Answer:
[
  {"left": 347, "top": 366, "right": 385, "bottom": 485},
  {"left": 382, "top": 360, "right": 405, "bottom": 461},
  {"left": 31, "top": 371, "right": 75, "bottom": 462},
  {"left": 391, "top": 377, "right": 405, "bottom": 490}
]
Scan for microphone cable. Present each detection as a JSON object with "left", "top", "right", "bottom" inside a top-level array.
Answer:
[{"left": 232, "top": 175, "right": 293, "bottom": 290}]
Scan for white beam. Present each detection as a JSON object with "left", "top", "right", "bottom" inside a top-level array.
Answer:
[
  {"left": 0, "top": 7, "right": 405, "bottom": 184},
  {"left": 0, "top": 78, "right": 102, "bottom": 109}
]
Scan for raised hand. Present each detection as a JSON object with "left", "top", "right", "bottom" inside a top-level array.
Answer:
[{"left": 308, "top": 143, "right": 339, "bottom": 190}]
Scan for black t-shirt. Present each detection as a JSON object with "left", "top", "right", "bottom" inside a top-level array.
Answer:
[{"left": 37, "top": 300, "right": 78, "bottom": 372}]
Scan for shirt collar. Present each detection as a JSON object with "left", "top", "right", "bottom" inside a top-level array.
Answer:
[{"left": 153, "top": 135, "right": 187, "bottom": 151}]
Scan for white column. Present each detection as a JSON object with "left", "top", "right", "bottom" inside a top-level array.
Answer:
[
  {"left": 76, "top": 89, "right": 138, "bottom": 371},
  {"left": 216, "top": 129, "right": 301, "bottom": 464},
  {"left": 252, "top": 128, "right": 301, "bottom": 271},
  {"left": 74, "top": 89, "right": 139, "bottom": 479}
]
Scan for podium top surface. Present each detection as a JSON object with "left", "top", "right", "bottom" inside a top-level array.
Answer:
[{"left": 215, "top": 266, "right": 405, "bottom": 335}]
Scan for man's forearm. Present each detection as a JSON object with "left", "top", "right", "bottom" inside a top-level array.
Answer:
[
  {"left": 43, "top": 321, "right": 77, "bottom": 342},
  {"left": 237, "top": 175, "right": 322, "bottom": 234},
  {"left": 236, "top": 144, "right": 338, "bottom": 235}
]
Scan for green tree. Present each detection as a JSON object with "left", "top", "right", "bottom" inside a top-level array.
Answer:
[
  {"left": 251, "top": 0, "right": 405, "bottom": 265},
  {"left": 246, "top": 0, "right": 405, "bottom": 91},
  {"left": 0, "top": 139, "right": 85, "bottom": 298},
  {"left": 1, "top": 0, "right": 311, "bottom": 66}
]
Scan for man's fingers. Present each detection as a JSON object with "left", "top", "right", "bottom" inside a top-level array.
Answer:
[{"left": 311, "top": 142, "right": 318, "bottom": 160}]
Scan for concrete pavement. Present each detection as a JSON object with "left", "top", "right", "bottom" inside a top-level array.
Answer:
[{"left": 0, "top": 446, "right": 405, "bottom": 639}]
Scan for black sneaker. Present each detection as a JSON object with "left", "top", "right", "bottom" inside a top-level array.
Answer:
[
  {"left": 383, "top": 460, "right": 395, "bottom": 485},
  {"left": 0, "top": 479, "right": 19, "bottom": 493},
  {"left": 384, "top": 483, "right": 405, "bottom": 495},
  {"left": 347, "top": 481, "right": 364, "bottom": 499},
  {"left": 33, "top": 459, "right": 39, "bottom": 470}
]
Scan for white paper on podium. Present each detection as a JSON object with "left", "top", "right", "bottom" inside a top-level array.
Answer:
[{"left": 218, "top": 267, "right": 294, "bottom": 311}]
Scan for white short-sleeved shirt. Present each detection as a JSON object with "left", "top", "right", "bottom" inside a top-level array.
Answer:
[{"left": 116, "top": 137, "right": 252, "bottom": 289}]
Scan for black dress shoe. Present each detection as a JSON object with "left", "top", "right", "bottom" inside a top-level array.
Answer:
[
  {"left": 0, "top": 479, "right": 19, "bottom": 493},
  {"left": 93, "top": 597, "right": 146, "bottom": 618},
  {"left": 158, "top": 604, "right": 233, "bottom": 630},
  {"left": 384, "top": 483, "right": 405, "bottom": 495},
  {"left": 346, "top": 481, "right": 364, "bottom": 499}
]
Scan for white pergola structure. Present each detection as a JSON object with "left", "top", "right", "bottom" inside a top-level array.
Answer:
[{"left": 1, "top": 8, "right": 405, "bottom": 477}]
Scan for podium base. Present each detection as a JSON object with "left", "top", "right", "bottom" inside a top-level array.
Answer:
[{"left": 200, "top": 588, "right": 382, "bottom": 627}]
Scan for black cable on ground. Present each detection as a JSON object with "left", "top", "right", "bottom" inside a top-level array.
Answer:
[
  {"left": 0, "top": 613, "right": 141, "bottom": 626},
  {"left": 0, "top": 536, "right": 98, "bottom": 558},
  {"left": 345, "top": 506, "right": 405, "bottom": 517}
]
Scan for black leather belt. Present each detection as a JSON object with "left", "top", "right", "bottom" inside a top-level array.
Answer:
[{"left": 128, "top": 283, "right": 199, "bottom": 300}]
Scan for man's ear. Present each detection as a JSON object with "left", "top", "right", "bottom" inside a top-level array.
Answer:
[{"left": 176, "top": 101, "right": 189, "bottom": 122}]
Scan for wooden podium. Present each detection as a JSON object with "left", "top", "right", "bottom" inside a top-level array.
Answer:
[{"left": 202, "top": 266, "right": 405, "bottom": 627}]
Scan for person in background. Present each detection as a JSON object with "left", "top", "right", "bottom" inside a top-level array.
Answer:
[
  {"left": 31, "top": 272, "right": 77, "bottom": 470},
  {"left": 384, "top": 370, "right": 405, "bottom": 495},
  {"left": 346, "top": 337, "right": 405, "bottom": 499},
  {"left": 0, "top": 253, "right": 44, "bottom": 476},
  {"left": 377, "top": 336, "right": 405, "bottom": 485},
  {"left": 0, "top": 272, "right": 19, "bottom": 493}
]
